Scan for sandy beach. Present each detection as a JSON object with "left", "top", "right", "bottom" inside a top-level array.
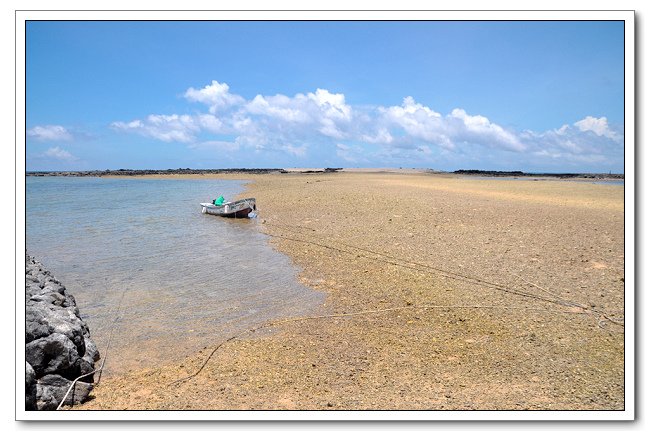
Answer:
[{"left": 77, "top": 170, "right": 624, "bottom": 410}]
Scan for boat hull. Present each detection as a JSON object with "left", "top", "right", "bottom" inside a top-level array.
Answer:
[
  {"left": 219, "top": 207, "right": 252, "bottom": 218},
  {"left": 200, "top": 198, "right": 256, "bottom": 218}
]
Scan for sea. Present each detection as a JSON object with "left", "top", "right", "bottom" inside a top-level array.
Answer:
[{"left": 25, "top": 176, "right": 324, "bottom": 375}]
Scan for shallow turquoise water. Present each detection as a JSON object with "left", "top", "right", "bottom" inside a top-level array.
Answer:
[{"left": 26, "top": 177, "right": 324, "bottom": 374}]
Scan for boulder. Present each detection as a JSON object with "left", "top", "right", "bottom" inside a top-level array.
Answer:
[
  {"left": 83, "top": 336, "right": 100, "bottom": 363},
  {"left": 35, "top": 374, "right": 93, "bottom": 411},
  {"left": 25, "top": 302, "right": 87, "bottom": 355},
  {"left": 25, "top": 362, "right": 36, "bottom": 411},
  {"left": 25, "top": 254, "right": 99, "bottom": 410},
  {"left": 26, "top": 333, "right": 80, "bottom": 378}
]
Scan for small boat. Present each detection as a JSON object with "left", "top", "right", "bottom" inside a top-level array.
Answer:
[{"left": 200, "top": 198, "right": 257, "bottom": 218}]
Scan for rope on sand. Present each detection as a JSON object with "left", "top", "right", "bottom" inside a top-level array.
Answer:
[
  {"left": 167, "top": 219, "right": 623, "bottom": 386},
  {"left": 263, "top": 225, "right": 624, "bottom": 326},
  {"left": 56, "top": 288, "right": 128, "bottom": 410},
  {"left": 168, "top": 302, "right": 588, "bottom": 386}
]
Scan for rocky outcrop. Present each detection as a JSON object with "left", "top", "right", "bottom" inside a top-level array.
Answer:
[{"left": 25, "top": 254, "right": 100, "bottom": 410}]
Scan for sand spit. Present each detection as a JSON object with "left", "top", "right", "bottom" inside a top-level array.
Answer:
[{"left": 77, "top": 172, "right": 624, "bottom": 411}]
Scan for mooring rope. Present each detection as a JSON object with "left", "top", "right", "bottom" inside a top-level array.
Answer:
[
  {"left": 56, "top": 287, "right": 128, "bottom": 410},
  {"left": 166, "top": 217, "right": 619, "bottom": 386},
  {"left": 262, "top": 224, "right": 623, "bottom": 325},
  {"left": 59, "top": 216, "right": 622, "bottom": 393},
  {"left": 169, "top": 302, "right": 589, "bottom": 386}
]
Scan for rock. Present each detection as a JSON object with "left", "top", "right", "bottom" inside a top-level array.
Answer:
[
  {"left": 26, "top": 362, "right": 36, "bottom": 385},
  {"left": 35, "top": 374, "right": 93, "bottom": 410},
  {"left": 25, "top": 302, "right": 87, "bottom": 355},
  {"left": 26, "top": 333, "right": 80, "bottom": 378},
  {"left": 25, "top": 253, "right": 99, "bottom": 410},
  {"left": 43, "top": 281, "right": 65, "bottom": 294},
  {"left": 83, "top": 337, "right": 100, "bottom": 363},
  {"left": 25, "top": 303, "right": 51, "bottom": 344},
  {"left": 77, "top": 357, "right": 96, "bottom": 379},
  {"left": 25, "top": 362, "right": 36, "bottom": 410},
  {"left": 25, "top": 284, "right": 41, "bottom": 299}
]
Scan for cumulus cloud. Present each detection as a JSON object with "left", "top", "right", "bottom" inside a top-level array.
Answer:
[
  {"left": 520, "top": 118, "right": 623, "bottom": 166},
  {"left": 246, "top": 94, "right": 311, "bottom": 123},
  {"left": 110, "top": 80, "right": 623, "bottom": 167},
  {"left": 380, "top": 97, "right": 448, "bottom": 147},
  {"left": 361, "top": 127, "right": 393, "bottom": 145},
  {"left": 184, "top": 80, "right": 245, "bottom": 113},
  {"left": 27, "top": 125, "right": 73, "bottom": 141},
  {"left": 377, "top": 98, "right": 525, "bottom": 152},
  {"left": 37, "top": 146, "right": 77, "bottom": 161},
  {"left": 574, "top": 116, "right": 621, "bottom": 141},
  {"left": 111, "top": 114, "right": 199, "bottom": 143},
  {"left": 449, "top": 108, "right": 524, "bottom": 152}
]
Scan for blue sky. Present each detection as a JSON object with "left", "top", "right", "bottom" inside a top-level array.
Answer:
[{"left": 26, "top": 20, "right": 625, "bottom": 172}]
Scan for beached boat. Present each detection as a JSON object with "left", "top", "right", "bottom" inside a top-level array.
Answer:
[{"left": 200, "top": 198, "right": 257, "bottom": 218}]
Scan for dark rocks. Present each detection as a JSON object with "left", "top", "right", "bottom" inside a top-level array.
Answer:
[
  {"left": 26, "top": 333, "right": 80, "bottom": 378},
  {"left": 25, "top": 254, "right": 99, "bottom": 410},
  {"left": 26, "top": 168, "right": 287, "bottom": 177},
  {"left": 25, "top": 362, "right": 36, "bottom": 410},
  {"left": 35, "top": 375, "right": 94, "bottom": 410},
  {"left": 452, "top": 169, "right": 624, "bottom": 180}
]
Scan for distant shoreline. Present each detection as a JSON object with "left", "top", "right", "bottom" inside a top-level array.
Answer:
[
  {"left": 450, "top": 169, "right": 624, "bottom": 180},
  {"left": 25, "top": 168, "right": 288, "bottom": 177},
  {"left": 25, "top": 167, "right": 623, "bottom": 180}
]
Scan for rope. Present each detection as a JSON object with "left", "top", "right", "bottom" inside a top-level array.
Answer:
[
  {"left": 55, "top": 361, "right": 105, "bottom": 410},
  {"left": 510, "top": 272, "right": 624, "bottom": 327},
  {"left": 56, "top": 288, "right": 128, "bottom": 410},
  {"left": 263, "top": 222, "right": 626, "bottom": 332},
  {"left": 169, "top": 302, "right": 589, "bottom": 386},
  {"left": 164, "top": 219, "right": 621, "bottom": 386},
  {"left": 266, "top": 223, "right": 551, "bottom": 295},
  {"left": 263, "top": 225, "right": 622, "bottom": 324}
]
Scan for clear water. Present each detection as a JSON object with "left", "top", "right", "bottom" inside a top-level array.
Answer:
[{"left": 26, "top": 177, "right": 324, "bottom": 375}]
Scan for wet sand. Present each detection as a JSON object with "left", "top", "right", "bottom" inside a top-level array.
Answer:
[{"left": 77, "top": 171, "right": 625, "bottom": 410}]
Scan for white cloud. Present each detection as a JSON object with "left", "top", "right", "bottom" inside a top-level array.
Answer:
[
  {"left": 378, "top": 98, "right": 523, "bottom": 152},
  {"left": 184, "top": 80, "right": 244, "bottom": 113},
  {"left": 308, "top": 88, "right": 352, "bottom": 121},
  {"left": 362, "top": 127, "right": 393, "bottom": 144},
  {"left": 574, "top": 116, "right": 621, "bottom": 141},
  {"left": 197, "top": 114, "right": 227, "bottom": 134},
  {"left": 380, "top": 97, "right": 452, "bottom": 148},
  {"left": 111, "top": 114, "right": 199, "bottom": 143},
  {"left": 555, "top": 124, "right": 570, "bottom": 135},
  {"left": 520, "top": 117, "right": 623, "bottom": 164},
  {"left": 449, "top": 108, "right": 524, "bottom": 152},
  {"left": 38, "top": 146, "right": 77, "bottom": 161},
  {"left": 284, "top": 144, "right": 307, "bottom": 157},
  {"left": 386, "top": 96, "right": 441, "bottom": 119},
  {"left": 533, "top": 149, "right": 608, "bottom": 164},
  {"left": 336, "top": 143, "right": 368, "bottom": 163},
  {"left": 110, "top": 80, "right": 623, "bottom": 167},
  {"left": 27, "top": 125, "right": 72, "bottom": 141},
  {"left": 246, "top": 94, "right": 311, "bottom": 123}
]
